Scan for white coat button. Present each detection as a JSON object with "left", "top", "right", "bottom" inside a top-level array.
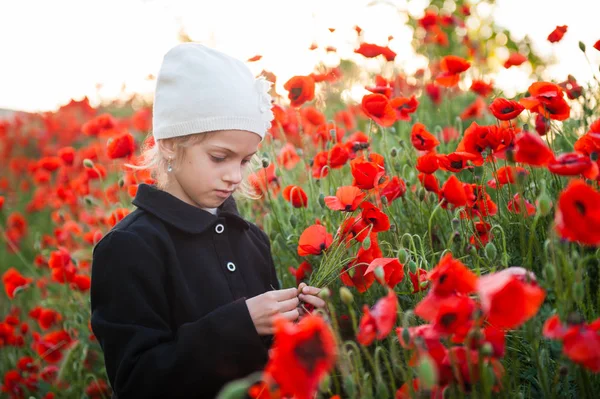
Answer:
[
  {"left": 226, "top": 262, "right": 236, "bottom": 272},
  {"left": 215, "top": 224, "right": 224, "bottom": 234}
]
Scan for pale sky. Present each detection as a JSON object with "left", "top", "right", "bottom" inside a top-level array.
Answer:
[{"left": 0, "top": 0, "right": 598, "bottom": 112}]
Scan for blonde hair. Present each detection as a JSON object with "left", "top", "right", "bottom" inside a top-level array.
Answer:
[{"left": 127, "top": 131, "right": 262, "bottom": 200}]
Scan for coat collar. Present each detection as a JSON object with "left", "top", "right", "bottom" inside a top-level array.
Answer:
[{"left": 132, "top": 184, "right": 250, "bottom": 234}]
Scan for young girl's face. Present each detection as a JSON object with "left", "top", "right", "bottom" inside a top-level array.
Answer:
[{"left": 168, "top": 130, "right": 261, "bottom": 209}]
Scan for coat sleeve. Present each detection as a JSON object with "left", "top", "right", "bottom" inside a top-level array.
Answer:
[{"left": 90, "top": 229, "right": 268, "bottom": 398}]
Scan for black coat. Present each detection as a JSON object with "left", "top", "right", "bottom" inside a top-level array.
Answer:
[{"left": 90, "top": 183, "right": 281, "bottom": 398}]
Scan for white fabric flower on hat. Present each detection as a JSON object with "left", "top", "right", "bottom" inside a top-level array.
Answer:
[{"left": 255, "top": 76, "right": 274, "bottom": 129}]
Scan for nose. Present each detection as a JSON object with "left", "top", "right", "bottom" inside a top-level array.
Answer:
[{"left": 223, "top": 163, "right": 243, "bottom": 185}]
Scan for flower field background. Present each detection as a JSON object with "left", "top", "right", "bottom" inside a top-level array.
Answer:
[{"left": 1, "top": 0, "right": 600, "bottom": 398}]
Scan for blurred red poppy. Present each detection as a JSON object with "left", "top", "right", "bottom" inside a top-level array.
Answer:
[
  {"left": 361, "top": 94, "right": 396, "bottom": 127},
  {"left": 513, "top": 131, "right": 555, "bottom": 166},
  {"left": 390, "top": 96, "right": 419, "bottom": 121},
  {"left": 547, "top": 25, "right": 567, "bottom": 43},
  {"left": 357, "top": 289, "right": 398, "bottom": 345},
  {"left": 435, "top": 55, "right": 471, "bottom": 87},
  {"left": 411, "top": 123, "right": 440, "bottom": 151},
  {"left": 284, "top": 76, "right": 316, "bottom": 107},
  {"left": 555, "top": 179, "right": 600, "bottom": 246},
  {"left": 364, "top": 258, "right": 405, "bottom": 288},
  {"left": 504, "top": 53, "right": 527, "bottom": 68}
]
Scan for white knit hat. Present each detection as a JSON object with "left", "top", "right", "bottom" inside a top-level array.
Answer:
[{"left": 152, "top": 43, "right": 274, "bottom": 141}]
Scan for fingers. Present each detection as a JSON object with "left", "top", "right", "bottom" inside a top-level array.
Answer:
[
  {"left": 299, "top": 293, "right": 326, "bottom": 309},
  {"left": 297, "top": 282, "right": 307, "bottom": 294},
  {"left": 299, "top": 285, "right": 321, "bottom": 296},
  {"left": 278, "top": 296, "right": 300, "bottom": 312},
  {"left": 280, "top": 308, "right": 300, "bottom": 322},
  {"left": 272, "top": 287, "right": 300, "bottom": 301}
]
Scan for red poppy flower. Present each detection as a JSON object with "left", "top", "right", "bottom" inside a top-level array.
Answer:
[
  {"left": 264, "top": 315, "right": 337, "bottom": 399},
  {"left": 361, "top": 94, "right": 396, "bottom": 127},
  {"left": 548, "top": 152, "right": 599, "bottom": 179},
  {"left": 513, "top": 131, "right": 555, "bottom": 166},
  {"left": 360, "top": 202, "right": 391, "bottom": 232},
  {"left": 2, "top": 268, "right": 32, "bottom": 299},
  {"left": 297, "top": 225, "right": 333, "bottom": 256},
  {"left": 418, "top": 172, "right": 440, "bottom": 193},
  {"left": 325, "top": 186, "right": 365, "bottom": 211},
  {"left": 365, "top": 75, "right": 393, "bottom": 98},
  {"left": 477, "top": 267, "right": 545, "bottom": 329},
  {"left": 357, "top": 289, "right": 398, "bottom": 346},
  {"left": 425, "top": 82, "right": 442, "bottom": 104},
  {"left": 311, "top": 150, "right": 330, "bottom": 179},
  {"left": 390, "top": 96, "right": 419, "bottom": 121},
  {"left": 328, "top": 143, "right": 350, "bottom": 169},
  {"left": 277, "top": 143, "right": 301, "bottom": 170},
  {"left": 289, "top": 261, "right": 313, "bottom": 286},
  {"left": 435, "top": 55, "right": 471, "bottom": 87},
  {"left": 487, "top": 166, "right": 529, "bottom": 188},
  {"left": 555, "top": 179, "right": 600, "bottom": 246},
  {"left": 543, "top": 315, "right": 600, "bottom": 372},
  {"left": 416, "top": 152, "right": 440, "bottom": 174},
  {"left": 594, "top": 40, "right": 600, "bottom": 51},
  {"left": 428, "top": 253, "right": 478, "bottom": 297},
  {"left": 433, "top": 294, "right": 477, "bottom": 340},
  {"left": 409, "top": 268, "right": 429, "bottom": 293},
  {"left": 283, "top": 76, "right": 316, "bottom": 107},
  {"left": 440, "top": 175, "right": 468, "bottom": 208},
  {"left": 438, "top": 152, "right": 477, "bottom": 173},
  {"left": 470, "top": 79, "right": 494, "bottom": 97},
  {"left": 559, "top": 75, "right": 583, "bottom": 100},
  {"left": 574, "top": 123, "right": 600, "bottom": 156},
  {"left": 302, "top": 107, "right": 326, "bottom": 127},
  {"left": 30, "top": 307, "right": 62, "bottom": 330},
  {"left": 39, "top": 157, "right": 62, "bottom": 172},
  {"left": 32, "top": 330, "right": 74, "bottom": 363},
  {"left": 82, "top": 113, "right": 118, "bottom": 136},
  {"left": 504, "top": 52, "right": 527, "bottom": 68},
  {"left": 350, "top": 153, "right": 386, "bottom": 190},
  {"left": 282, "top": 185, "right": 308, "bottom": 208},
  {"left": 354, "top": 42, "right": 396, "bottom": 61},
  {"left": 411, "top": 123, "right": 440, "bottom": 151},
  {"left": 469, "top": 221, "right": 493, "bottom": 248},
  {"left": 489, "top": 98, "right": 525, "bottom": 120},
  {"left": 107, "top": 131, "right": 135, "bottom": 159},
  {"left": 460, "top": 96, "right": 486, "bottom": 120},
  {"left": 507, "top": 193, "right": 536, "bottom": 217},
  {"left": 57, "top": 147, "right": 76, "bottom": 166},
  {"left": 379, "top": 176, "right": 406, "bottom": 203},
  {"left": 547, "top": 25, "right": 567, "bottom": 43},
  {"left": 364, "top": 258, "right": 405, "bottom": 288},
  {"left": 519, "top": 82, "right": 570, "bottom": 121},
  {"left": 535, "top": 114, "right": 550, "bottom": 136},
  {"left": 249, "top": 163, "right": 279, "bottom": 194}
]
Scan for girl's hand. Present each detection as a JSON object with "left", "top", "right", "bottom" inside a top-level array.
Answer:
[
  {"left": 245, "top": 287, "right": 300, "bottom": 335},
  {"left": 297, "top": 282, "right": 327, "bottom": 320}
]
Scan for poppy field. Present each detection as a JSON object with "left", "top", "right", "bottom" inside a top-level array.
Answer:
[{"left": 2, "top": 1, "right": 600, "bottom": 398}]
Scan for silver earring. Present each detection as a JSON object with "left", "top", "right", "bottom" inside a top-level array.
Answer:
[{"left": 167, "top": 157, "right": 173, "bottom": 173}]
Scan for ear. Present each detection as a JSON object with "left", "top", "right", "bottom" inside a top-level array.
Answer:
[{"left": 157, "top": 139, "right": 176, "bottom": 160}]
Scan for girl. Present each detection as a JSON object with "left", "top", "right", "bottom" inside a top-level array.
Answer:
[{"left": 90, "top": 43, "right": 325, "bottom": 398}]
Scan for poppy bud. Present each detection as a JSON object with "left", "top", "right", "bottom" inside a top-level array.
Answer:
[
  {"left": 214, "top": 379, "right": 250, "bottom": 399},
  {"left": 419, "top": 281, "right": 429, "bottom": 289},
  {"left": 362, "top": 236, "right": 371, "bottom": 250},
  {"left": 452, "top": 218, "right": 460, "bottom": 228},
  {"left": 418, "top": 188, "right": 426, "bottom": 201},
  {"left": 522, "top": 123, "right": 529, "bottom": 132},
  {"left": 401, "top": 327, "right": 411, "bottom": 345},
  {"left": 340, "top": 287, "right": 354, "bottom": 305},
  {"left": 289, "top": 214, "right": 297, "bottom": 228},
  {"left": 573, "top": 281, "right": 584, "bottom": 303},
  {"left": 398, "top": 248, "right": 408, "bottom": 264},
  {"left": 484, "top": 242, "right": 497, "bottom": 261},
  {"left": 374, "top": 266, "right": 385, "bottom": 281},
  {"left": 261, "top": 158, "right": 270, "bottom": 168},
  {"left": 118, "top": 178, "right": 125, "bottom": 188},
  {"left": 390, "top": 147, "right": 398, "bottom": 157},
  {"left": 319, "top": 374, "right": 331, "bottom": 392},
  {"left": 579, "top": 41, "right": 586, "bottom": 52},
  {"left": 318, "top": 287, "right": 331, "bottom": 300},
  {"left": 84, "top": 196, "right": 94, "bottom": 206},
  {"left": 591, "top": 152, "right": 598, "bottom": 161},
  {"left": 481, "top": 342, "right": 494, "bottom": 357},
  {"left": 343, "top": 375, "right": 356, "bottom": 397},
  {"left": 318, "top": 193, "right": 325, "bottom": 208},
  {"left": 381, "top": 196, "right": 388, "bottom": 206},
  {"left": 536, "top": 192, "right": 553, "bottom": 216},
  {"left": 543, "top": 262, "right": 556, "bottom": 283},
  {"left": 416, "top": 354, "right": 438, "bottom": 390},
  {"left": 408, "top": 260, "right": 417, "bottom": 274},
  {"left": 389, "top": 223, "right": 396, "bottom": 231},
  {"left": 505, "top": 148, "right": 515, "bottom": 163},
  {"left": 469, "top": 245, "right": 478, "bottom": 257},
  {"left": 83, "top": 159, "right": 94, "bottom": 168}
]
